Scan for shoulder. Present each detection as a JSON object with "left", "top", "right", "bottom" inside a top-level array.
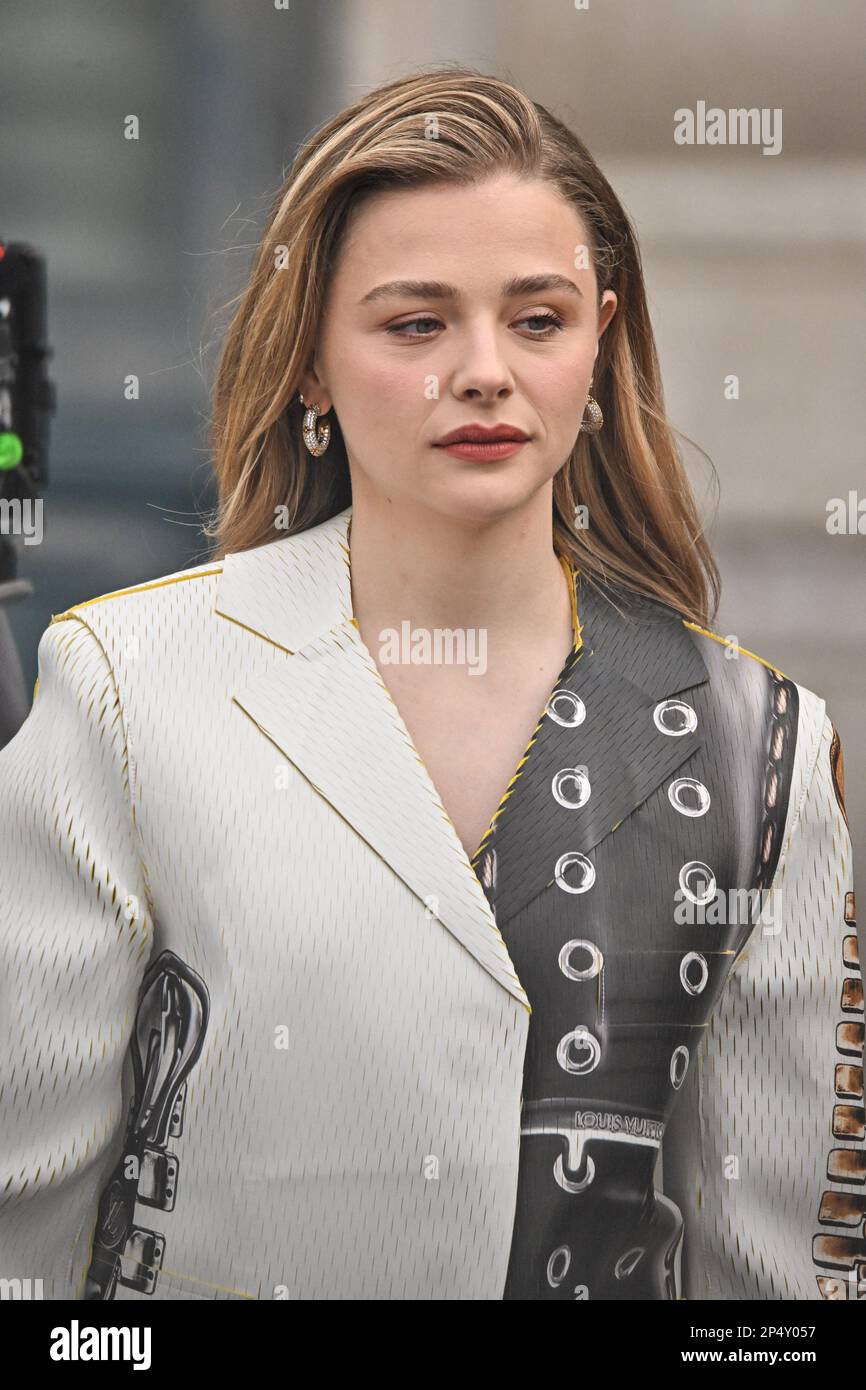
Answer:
[
  {"left": 679, "top": 614, "right": 837, "bottom": 842},
  {"left": 36, "top": 558, "right": 225, "bottom": 703},
  {"left": 681, "top": 616, "right": 790, "bottom": 684},
  {"left": 579, "top": 574, "right": 825, "bottom": 715},
  {"left": 50, "top": 556, "right": 224, "bottom": 629},
  {"left": 680, "top": 613, "right": 826, "bottom": 729}
]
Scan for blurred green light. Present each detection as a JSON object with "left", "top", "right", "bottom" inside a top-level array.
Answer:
[{"left": 0, "top": 432, "right": 24, "bottom": 471}]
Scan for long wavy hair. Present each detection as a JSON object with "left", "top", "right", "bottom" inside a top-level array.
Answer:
[{"left": 205, "top": 64, "right": 720, "bottom": 625}]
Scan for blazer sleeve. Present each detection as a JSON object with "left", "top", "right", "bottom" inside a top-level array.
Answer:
[
  {"left": 0, "top": 617, "right": 154, "bottom": 1299},
  {"left": 662, "top": 708, "right": 864, "bottom": 1300}
]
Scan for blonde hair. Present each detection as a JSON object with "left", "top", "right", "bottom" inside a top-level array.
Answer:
[{"left": 205, "top": 64, "right": 720, "bottom": 624}]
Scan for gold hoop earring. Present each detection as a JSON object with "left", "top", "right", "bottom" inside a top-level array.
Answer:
[
  {"left": 298, "top": 393, "right": 332, "bottom": 457},
  {"left": 580, "top": 378, "right": 603, "bottom": 435}
]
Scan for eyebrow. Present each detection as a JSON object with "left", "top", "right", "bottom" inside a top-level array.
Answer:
[{"left": 358, "top": 273, "right": 583, "bottom": 305}]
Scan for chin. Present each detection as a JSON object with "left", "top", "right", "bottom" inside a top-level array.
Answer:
[{"left": 420, "top": 469, "right": 553, "bottom": 526}]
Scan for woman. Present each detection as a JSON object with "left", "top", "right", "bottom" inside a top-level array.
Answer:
[{"left": 0, "top": 67, "right": 860, "bottom": 1302}]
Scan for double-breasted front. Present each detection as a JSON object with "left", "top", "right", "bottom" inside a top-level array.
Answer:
[{"left": 0, "top": 505, "right": 861, "bottom": 1300}]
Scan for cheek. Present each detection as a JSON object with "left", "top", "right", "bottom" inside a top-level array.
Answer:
[
  {"left": 529, "top": 350, "right": 595, "bottom": 422},
  {"left": 341, "top": 352, "right": 425, "bottom": 422}
]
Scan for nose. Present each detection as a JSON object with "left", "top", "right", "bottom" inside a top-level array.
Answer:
[{"left": 449, "top": 321, "right": 515, "bottom": 400}]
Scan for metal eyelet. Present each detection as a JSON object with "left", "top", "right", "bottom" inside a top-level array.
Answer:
[
  {"left": 614, "top": 1247, "right": 645, "bottom": 1279},
  {"left": 559, "top": 939, "right": 603, "bottom": 981},
  {"left": 545, "top": 689, "right": 586, "bottom": 728},
  {"left": 670, "top": 1045, "right": 690, "bottom": 1089},
  {"left": 668, "top": 778, "right": 711, "bottom": 817},
  {"left": 554, "top": 851, "right": 596, "bottom": 894},
  {"left": 678, "top": 861, "right": 716, "bottom": 905},
  {"left": 556, "top": 1024, "right": 601, "bottom": 1074},
  {"left": 653, "top": 699, "right": 698, "bottom": 736},
  {"left": 679, "top": 952, "right": 709, "bottom": 996},
  {"left": 551, "top": 766, "right": 591, "bottom": 809},
  {"left": 547, "top": 1245, "right": 572, "bottom": 1287}
]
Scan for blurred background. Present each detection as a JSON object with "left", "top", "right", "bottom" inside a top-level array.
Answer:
[{"left": 1, "top": 0, "right": 863, "bottom": 864}]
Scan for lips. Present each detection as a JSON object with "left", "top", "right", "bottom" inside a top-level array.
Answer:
[{"left": 434, "top": 423, "right": 529, "bottom": 446}]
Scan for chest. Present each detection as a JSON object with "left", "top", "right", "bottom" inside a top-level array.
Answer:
[{"left": 373, "top": 653, "right": 572, "bottom": 861}]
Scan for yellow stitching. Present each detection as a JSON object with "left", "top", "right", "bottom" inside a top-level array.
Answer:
[
  {"left": 214, "top": 606, "right": 294, "bottom": 653},
  {"left": 682, "top": 620, "right": 787, "bottom": 679},
  {"left": 230, "top": 694, "right": 531, "bottom": 1016},
  {"left": 51, "top": 567, "right": 223, "bottom": 619},
  {"left": 471, "top": 558, "right": 582, "bottom": 865}
]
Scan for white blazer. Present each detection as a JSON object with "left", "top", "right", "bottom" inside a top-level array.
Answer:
[{"left": 0, "top": 505, "right": 861, "bottom": 1300}]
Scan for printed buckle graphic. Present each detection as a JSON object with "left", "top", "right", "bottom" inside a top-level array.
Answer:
[{"left": 84, "top": 951, "right": 210, "bottom": 1299}]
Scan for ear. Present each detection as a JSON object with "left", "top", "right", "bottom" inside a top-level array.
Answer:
[
  {"left": 296, "top": 366, "right": 333, "bottom": 415},
  {"left": 596, "top": 289, "right": 618, "bottom": 340}
]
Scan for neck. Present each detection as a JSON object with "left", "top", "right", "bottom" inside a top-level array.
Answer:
[{"left": 346, "top": 485, "right": 575, "bottom": 662}]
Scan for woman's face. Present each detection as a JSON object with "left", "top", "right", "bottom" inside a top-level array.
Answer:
[{"left": 300, "top": 172, "right": 617, "bottom": 524}]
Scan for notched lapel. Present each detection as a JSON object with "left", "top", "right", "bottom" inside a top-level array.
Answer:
[
  {"left": 215, "top": 507, "right": 530, "bottom": 1013},
  {"left": 214, "top": 506, "right": 709, "bottom": 1008},
  {"left": 477, "top": 578, "right": 711, "bottom": 928}
]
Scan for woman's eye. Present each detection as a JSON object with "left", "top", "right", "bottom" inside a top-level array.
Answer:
[
  {"left": 517, "top": 312, "right": 566, "bottom": 337},
  {"left": 385, "top": 311, "right": 566, "bottom": 340},
  {"left": 386, "top": 317, "right": 441, "bottom": 338}
]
